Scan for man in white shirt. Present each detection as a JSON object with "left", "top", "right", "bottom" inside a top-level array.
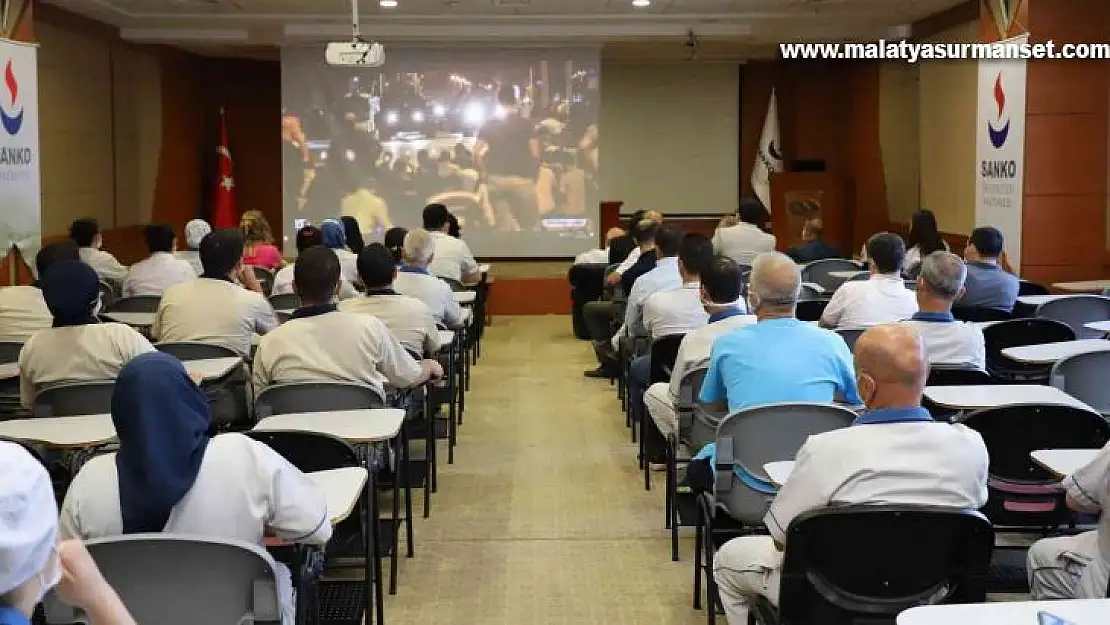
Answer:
[
  {"left": 272, "top": 225, "right": 358, "bottom": 300},
  {"left": 153, "top": 229, "right": 279, "bottom": 357},
  {"left": 394, "top": 228, "right": 465, "bottom": 329},
  {"left": 121, "top": 223, "right": 197, "bottom": 298},
  {"left": 253, "top": 246, "right": 442, "bottom": 400},
  {"left": 712, "top": 198, "right": 776, "bottom": 267},
  {"left": 902, "top": 251, "right": 985, "bottom": 370},
  {"left": 70, "top": 217, "right": 128, "bottom": 285},
  {"left": 0, "top": 241, "right": 79, "bottom": 343},
  {"left": 423, "top": 203, "right": 480, "bottom": 284},
  {"left": 712, "top": 324, "right": 989, "bottom": 624},
  {"left": 624, "top": 225, "right": 684, "bottom": 339},
  {"left": 820, "top": 232, "right": 917, "bottom": 330},
  {"left": 644, "top": 257, "right": 755, "bottom": 442},
  {"left": 603, "top": 210, "right": 662, "bottom": 287},
  {"left": 340, "top": 243, "right": 444, "bottom": 357},
  {"left": 573, "top": 227, "right": 625, "bottom": 266}
]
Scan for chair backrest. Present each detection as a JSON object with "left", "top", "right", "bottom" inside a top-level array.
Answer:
[
  {"left": 104, "top": 295, "right": 161, "bottom": 313},
  {"left": 568, "top": 263, "right": 608, "bottom": 293},
  {"left": 1036, "top": 295, "right": 1110, "bottom": 339},
  {"left": 0, "top": 340, "right": 23, "bottom": 364},
  {"left": 714, "top": 403, "right": 857, "bottom": 524},
  {"left": 795, "top": 299, "right": 829, "bottom": 322},
  {"left": 777, "top": 506, "right": 993, "bottom": 624},
  {"left": 33, "top": 380, "right": 116, "bottom": 418},
  {"left": 1018, "top": 280, "right": 1049, "bottom": 297},
  {"left": 648, "top": 334, "right": 685, "bottom": 384},
  {"left": 247, "top": 429, "right": 360, "bottom": 472},
  {"left": 679, "top": 367, "right": 722, "bottom": 448},
  {"left": 252, "top": 266, "right": 274, "bottom": 296},
  {"left": 1051, "top": 350, "right": 1110, "bottom": 415},
  {"left": 835, "top": 328, "right": 864, "bottom": 352},
  {"left": 267, "top": 292, "right": 299, "bottom": 312},
  {"left": 801, "top": 258, "right": 864, "bottom": 292},
  {"left": 156, "top": 341, "right": 241, "bottom": 362},
  {"left": 43, "top": 534, "right": 283, "bottom": 625},
  {"left": 97, "top": 280, "right": 117, "bottom": 308},
  {"left": 952, "top": 306, "right": 1012, "bottom": 323},
  {"left": 440, "top": 276, "right": 466, "bottom": 292},
  {"left": 983, "top": 318, "right": 1075, "bottom": 380},
  {"left": 926, "top": 365, "right": 993, "bottom": 387},
  {"left": 255, "top": 381, "right": 386, "bottom": 418}
]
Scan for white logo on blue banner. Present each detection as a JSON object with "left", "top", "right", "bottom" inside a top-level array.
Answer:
[{"left": 975, "top": 34, "right": 1027, "bottom": 270}]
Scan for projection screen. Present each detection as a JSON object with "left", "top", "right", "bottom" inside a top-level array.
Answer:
[{"left": 281, "top": 46, "right": 600, "bottom": 258}]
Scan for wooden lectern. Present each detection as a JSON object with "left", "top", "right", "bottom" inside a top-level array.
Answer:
[{"left": 768, "top": 172, "right": 847, "bottom": 253}]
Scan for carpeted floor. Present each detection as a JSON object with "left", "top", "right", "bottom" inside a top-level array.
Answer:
[{"left": 382, "top": 315, "right": 702, "bottom": 624}]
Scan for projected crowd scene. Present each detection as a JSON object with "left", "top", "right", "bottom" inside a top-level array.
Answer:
[{"left": 281, "top": 47, "right": 600, "bottom": 257}]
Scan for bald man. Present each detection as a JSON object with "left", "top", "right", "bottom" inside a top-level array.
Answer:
[
  {"left": 573, "top": 227, "right": 626, "bottom": 266},
  {"left": 712, "top": 324, "right": 989, "bottom": 625}
]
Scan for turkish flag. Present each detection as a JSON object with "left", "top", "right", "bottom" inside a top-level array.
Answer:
[{"left": 211, "top": 109, "right": 238, "bottom": 229}]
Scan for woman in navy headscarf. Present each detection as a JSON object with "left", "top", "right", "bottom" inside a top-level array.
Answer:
[
  {"left": 60, "top": 352, "right": 332, "bottom": 624},
  {"left": 18, "top": 260, "right": 155, "bottom": 408},
  {"left": 322, "top": 219, "right": 360, "bottom": 287}
]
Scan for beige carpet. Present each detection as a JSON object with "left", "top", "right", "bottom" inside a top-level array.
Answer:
[{"left": 382, "top": 315, "right": 702, "bottom": 624}]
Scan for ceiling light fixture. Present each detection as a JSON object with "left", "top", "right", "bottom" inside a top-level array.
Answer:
[
  {"left": 632, "top": 0, "right": 651, "bottom": 6},
  {"left": 380, "top": 0, "right": 398, "bottom": 7}
]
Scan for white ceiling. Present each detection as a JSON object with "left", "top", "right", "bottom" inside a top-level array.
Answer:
[{"left": 45, "top": 0, "right": 970, "bottom": 57}]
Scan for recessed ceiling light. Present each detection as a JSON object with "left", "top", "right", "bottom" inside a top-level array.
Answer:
[
  {"left": 632, "top": 0, "right": 651, "bottom": 6},
  {"left": 380, "top": 0, "right": 398, "bottom": 7}
]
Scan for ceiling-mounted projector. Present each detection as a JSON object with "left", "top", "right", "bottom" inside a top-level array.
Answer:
[{"left": 325, "top": 40, "right": 384, "bottom": 67}]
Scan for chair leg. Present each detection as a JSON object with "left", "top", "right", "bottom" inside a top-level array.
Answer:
[
  {"left": 693, "top": 504, "right": 704, "bottom": 610},
  {"left": 402, "top": 432, "right": 414, "bottom": 558}
]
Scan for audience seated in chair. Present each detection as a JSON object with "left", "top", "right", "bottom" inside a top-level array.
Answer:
[
  {"left": 1027, "top": 439, "right": 1110, "bottom": 601},
  {"left": 0, "top": 441, "right": 137, "bottom": 625},
  {"left": 602, "top": 209, "right": 658, "bottom": 288},
  {"left": 19, "top": 260, "right": 154, "bottom": 408},
  {"left": 393, "top": 228, "right": 465, "bottom": 329},
  {"left": 153, "top": 228, "right": 278, "bottom": 357},
  {"left": 60, "top": 352, "right": 332, "bottom": 624},
  {"left": 252, "top": 245, "right": 441, "bottom": 397},
  {"left": 574, "top": 227, "right": 625, "bottom": 266},
  {"left": 712, "top": 197, "right": 776, "bottom": 266},
  {"left": 239, "top": 210, "right": 283, "bottom": 272},
  {"left": 619, "top": 219, "right": 663, "bottom": 297},
  {"left": 961, "top": 226, "right": 1019, "bottom": 313},
  {"left": 820, "top": 232, "right": 917, "bottom": 330},
  {"left": 320, "top": 219, "right": 361, "bottom": 288},
  {"left": 340, "top": 243, "right": 445, "bottom": 357},
  {"left": 70, "top": 217, "right": 128, "bottom": 286},
  {"left": 624, "top": 225, "right": 686, "bottom": 343},
  {"left": 627, "top": 234, "right": 715, "bottom": 432},
  {"left": 0, "top": 242, "right": 79, "bottom": 343},
  {"left": 122, "top": 223, "right": 197, "bottom": 298},
  {"left": 712, "top": 324, "right": 988, "bottom": 624},
  {"left": 175, "top": 218, "right": 210, "bottom": 276},
  {"left": 422, "top": 203, "right": 480, "bottom": 285},
  {"left": 644, "top": 256, "right": 755, "bottom": 444},
  {"left": 902, "top": 251, "right": 986, "bottom": 370},
  {"left": 785, "top": 218, "right": 841, "bottom": 264},
  {"left": 272, "top": 225, "right": 358, "bottom": 300}
]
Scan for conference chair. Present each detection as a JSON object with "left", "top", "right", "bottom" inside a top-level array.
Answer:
[
  {"left": 983, "top": 318, "right": 1075, "bottom": 383},
  {"left": 1051, "top": 350, "right": 1110, "bottom": 418},
  {"left": 268, "top": 292, "right": 299, "bottom": 317},
  {"left": 97, "top": 280, "right": 117, "bottom": 309},
  {"left": 568, "top": 262, "right": 608, "bottom": 340},
  {"left": 668, "top": 367, "right": 716, "bottom": 562},
  {"left": 33, "top": 380, "right": 116, "bottom": 419},
  {"left": 923, "top": 365, "right": 993, "bottom": 420},
  {"left": 747, "top": 506, "right": 993, "bottom": 625},
  {"left": 794, "top": 298, "right": 828, "bottom": 323},
  {"left": 1019, "top": 280, "right": 1050, "bottom": 297},
  {"left": 1035, "top": 294, "right": 1110, "bottom": 339},
  {"left": 952, "top": 306, "right": 1013, "bottom": 323},
  {"left": 44, "top": 534, "right": 285, "bottom": 625},
  {"left": 694, "top": 403, "right": 857, "bottom": 613},
  {"left": 252, "top": 266, "right": 275, "bottom": 296},
  {"left": 736, "top": 263, "right": 752, "bottom": 298},
  {"left": 245, "top": 430, "right": 377, "bottom": 625},
  {"left": 0, "top": 341, "right": 22, "bottom": 420},
  {"left": 641, "top": 334, "right": 685, "bottom": 490},
  {"left": 801, "top": 258, "right": 863, "bottom": 293},
  {"left": 103, "top": 295, "right": 161, "bottom": 313},
  {"left": 156, "top": 341, "right": 249, "bottom": 431},
  {"left": 0, "top": 340, "right": 23, "bottom": 364},
  {"left": 835, "top": 328, "right": 864, "bottom": 352}
]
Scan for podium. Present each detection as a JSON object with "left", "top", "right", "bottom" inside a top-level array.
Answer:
[{"left": 768, "top": 172, "right": 847, "bottom": 253}]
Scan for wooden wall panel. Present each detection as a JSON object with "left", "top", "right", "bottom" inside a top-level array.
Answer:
[{"left": 1023, "top": 114, "right": 1108, "bottom": 197}]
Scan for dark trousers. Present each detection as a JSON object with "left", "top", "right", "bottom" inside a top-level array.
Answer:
[{"left": 583, "top": 301, "right": 617, "bottom": 366}]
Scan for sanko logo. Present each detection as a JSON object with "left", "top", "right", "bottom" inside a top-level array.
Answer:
[
  {"left": 0, "top": 60, "right": 23, "bottom": 136},
  {"left": 987, "top": 73, "right": 1009, "bottom": 149}
]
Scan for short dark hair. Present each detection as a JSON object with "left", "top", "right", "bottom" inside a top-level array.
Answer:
[
  {"left": 866, "top": 232, "right": 907, "bottom": 274},
  {"left": 357, "top": 243, "right": 397, "bottom": 289},
  {"left": 295, "top": 225, "right": 324, "bottom": 253},
  {"left": 69, "top": 218, "right": 100, "bottom": 247},
  {"left": 422, "top": 203, "right": 451, "bottom": 230},
  {"left": 631, "top": 219, "right": 659, "bottom": 245},
  {"left": 737, "top": 197, "right": 767, "bottom": 226},
  {"left": 969, "top": 226, "right": 1004, "bottom": 257},
  {"left": 294, "top": 246, "right": 341, "bottom": 304},
  {"left": 678, "top": 233, "right": 714, "bottom": 276},
  {"left": 624, "top": 210, "right": 647, "bottom": 230},
  {"left": 199, "top": 228, "right": 245, "bottom": 278},
  {"left": 701, "top": 256, "right": 743, "bottom": 304},
  {"left": 35, "top": 241, "right": 79, "bottom": 278},
  {"left": 383, "top": 227, "right": 408, "bottom": 263},
  {"left": 143, "top": 223, "right": 176, "bottom": 254},
  {"left": 655, "top": 225, "right": 683, "bottom": 257}
]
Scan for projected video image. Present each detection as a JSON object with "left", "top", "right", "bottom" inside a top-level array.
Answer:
[{"left": 281, "top": 47, "right": 600, "bottom": 257}]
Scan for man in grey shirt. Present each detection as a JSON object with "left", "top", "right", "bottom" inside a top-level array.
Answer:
[{"left": 960, "top": 226, "right": 1019, "bottom": 313}]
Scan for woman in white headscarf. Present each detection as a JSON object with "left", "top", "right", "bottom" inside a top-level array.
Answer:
[
  {"left": 0, "top": 441, "right": 135, "bottom": 625},
  {"left": 176, "top": 219, "right": 211, "bottom": 276}
]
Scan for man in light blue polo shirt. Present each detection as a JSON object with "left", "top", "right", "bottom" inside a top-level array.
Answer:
[{"left": 700, "top": 251, "right": 860, "bottom": 412}]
